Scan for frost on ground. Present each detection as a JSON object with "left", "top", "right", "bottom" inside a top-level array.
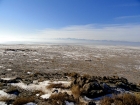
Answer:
[
  {"left": 0, "top": 44, "right": 140, "bottom": 104},
  {"left": 65, "top": 101, "right": 74, "bottom": 105},
  {"left": 0, "top": 71, "right": 140, "bottom": 105},
  {"left": 11, "top": 80, "right": 71, "bottom": 99},
  {"left": 0, "top": 44, "right": 140, "bottom": 83},
  {"left": 0, "top": 90, "right": 16, "bottom": 100}
]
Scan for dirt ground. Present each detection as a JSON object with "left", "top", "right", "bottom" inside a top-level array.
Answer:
[{"left": 0, "top": 44, "right": 140, "bottom": 84}]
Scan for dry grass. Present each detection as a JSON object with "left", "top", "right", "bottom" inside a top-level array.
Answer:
[
  {"left": 100, "top": 97, "right": 114, "bottom": 105},
  {"left": 32, "top": 90, "right": 45, "bottom": 96},
  {"left": 82, "top": 74, "right": 91, "bottom": 78},
  {"left": 67, "top": 72, "right": 79, "bottom": 78},
  {"left": 71, "top": 85, "right": 81, "bottom": 99},
  {"left": 132, "top": 93, "right": 140, "bottom": 105},
  {"left": 47, "top": 83, "right": 63, "bottom": 89},
  {"left": 0, "top": 96, "right": 14, "bottom": 102},
  {"left": 38, "top": 78, "right": 45, "bottom": 82},
  {"left": 49, "top": 92, "right": 74, "bottom": 102},
  {"left": 49, "top": 99, "right": 62, "bottom": 105},
  {"left": 46, "top": 83, "right": 69, "bottom": 89},
  {"left": 13, "top": 97, "right": 35, "bottom": 105},
  {"left": 49, "top": 93, "right": 67, "bottom": 102},
  {"left": 100, "top": 93, "right": 140, "bottom": 105}
]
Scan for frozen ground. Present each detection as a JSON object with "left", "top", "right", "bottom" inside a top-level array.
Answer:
[{"left": 0, "top": 44, "right": 140, "bottom": 83}]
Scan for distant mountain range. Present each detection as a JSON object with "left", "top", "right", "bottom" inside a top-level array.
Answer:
[
  {"left": 1, "top": 38, "right": 140, "bottom": 46},
  {"left": 46, "top": 38, "right": 140, "bottom": 46}
]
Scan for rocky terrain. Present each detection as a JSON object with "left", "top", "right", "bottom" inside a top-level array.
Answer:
[
  {"left": 0, "top": 44, "right": 140, "bottom": 105},
  {"left": 0, "top": 71, "right": 140, "bottom": 105}
]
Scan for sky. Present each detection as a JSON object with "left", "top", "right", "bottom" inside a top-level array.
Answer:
[{"left": 0, "top": 0, "right": 140, "bottom": 43}]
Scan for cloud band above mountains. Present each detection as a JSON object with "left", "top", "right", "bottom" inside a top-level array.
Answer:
[
  {"left": 0, "top": 24, "right": 140, "bottom": 42},
  {"left": 36, "top": 24, "right": 140, "bottom": 42}
]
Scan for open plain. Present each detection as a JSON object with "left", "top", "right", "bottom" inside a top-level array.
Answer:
[
  {"left": 0, "top": 44, "right": 140, "bottom": 105},
  {"left": 0, "top": 44, "right": 140, "bottom": 83}
]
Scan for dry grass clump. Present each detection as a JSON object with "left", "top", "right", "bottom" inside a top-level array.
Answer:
[
  {"left": 13, "top": 97, "right": 35, "bottom": 105},
  {"left": 100, "top": 97, "right": 114, "bottom": 105},
  {"left": 47, "top": 83, "right": 63, "bottom": 89},
  {"left": 134, "top": 92, "right": 140, "bottom": 105},
  {"left": 46, "top": 83, "right": 69, "bottom": 89},
  {"left": 38, "top": 78, "right": 45, "bottom": 82},
  {"left": 71, "top": 85, "right": 81, "bottom": 99},
  {"left": 0, "top": 96, "right": 14, "bottom": 102},
  {"left": 67, "top": 72, "right": 79, "bottom": 78},
  {"left": 32, "top": 90, "right": 45, "bottom": 96},
  {"left": 82, "top": 74, "right": 91, "bottom": 78},
  {"left": 49, "top": 92, "right": 67, "bottom": 101},
  {"left": 48, "top": 99, "right": 62, "bottom": 105},
  {"left": 120, "top": 94, "right": 136, "bottom": 104},
  {"left": 100, "top": 93, "right": 140, "bottom": 105},
  {"left": 49, "top": 92, "right": 74, "bottom": 103}
]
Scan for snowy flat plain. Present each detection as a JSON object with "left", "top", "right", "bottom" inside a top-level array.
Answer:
[{"left": 0, "top": 44, "right": 140, "bottom": 83}]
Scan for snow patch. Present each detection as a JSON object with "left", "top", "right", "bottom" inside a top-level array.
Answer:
[
  {"left": 0, "top": 102, "right": 7, "bottom": 105},
  {"left": 1, "top": 78, "right": 13, "bottom": 80},
  {"left": 27, "top": 72, "right": 31, "bottom": 74},
  {"left": 40, "top": 94, "right": 51, "bottom": 99},
  {"left": 0, "top": 90, "right": 16, "bottom": 100},
  {"left": 7, "top": 69, "right": 12, "bottom": 71},
  {"left": 65, "top": 101, "right": 75, "bottom": 105},
  {"left": 24, "top": 102, "right": 37, "bottom": 105},
  {"left": 36, "top": 94, "right": 39, "bottom": 96},
  {"left": 0, "top": 90, "right": 8, "bottom": 96},
  {"left": 11, "top": 80, "right": 71, "bottom": 99},
  {"left": 0, "top": 66, "right": 4, "bottom": 68}
]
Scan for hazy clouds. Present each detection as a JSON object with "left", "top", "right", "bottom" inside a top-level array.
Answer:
[
  {"left": 36, "top": 24, "right": 140, "bottom": 42},
  {"left": 0, "top": 24, "right": 140, "bottom": 42}
]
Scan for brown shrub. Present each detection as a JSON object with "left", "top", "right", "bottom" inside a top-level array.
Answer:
[
  {"left": 38, "top": 78, "right": 45, "bottom": 82},
  {"left": 135, "top": 92, "right": 140, "bottom": 104},
  {"left": 46, "top": 83, "right": 69, "bottom": 90},
  {"left": 49, "top": 99, "right": 62, "bottom": 105},
  {"left": 49, "top": 92, "right": 74, "bottom": 102},
  {"left": 0, "top": 96, "right": 14, "bottom": 102},
  {"left": 49, "top": 92, "right": 66, "bottom": 102},
  {"left": 71, "top": 85, "right": 81, "bottom": 99},
  {"left": 82, "top": 74, "right": 91, "bottom": 79},
  {"left": 13, "top": 97, "right": 35, "bottom": 105},
  {"left": 32, "top": 90, "right": 45, "bottom": 96},
  {"left": 100, "top": 97, "right": 114, "bottom": 105},
  {"left": 47, "top": 83, "right": 63, "bottom": 89},
  {"left": 100, "top": 93, "right": 140, "bottom": 105},
  {"left": 67, "top": 72, "right": 79, "bottom": 78},
  {"left": 121, "top": 93, "right": 136, "bottom": 105}
]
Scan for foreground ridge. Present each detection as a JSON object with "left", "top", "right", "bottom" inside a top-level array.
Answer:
[{"left": 0, "top": 72, "right": 140, "bottom": 105}]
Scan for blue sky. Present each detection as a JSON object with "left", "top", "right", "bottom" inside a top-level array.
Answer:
[{"left": 0, "top": 0, "right": 140, "bottom": 42}]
